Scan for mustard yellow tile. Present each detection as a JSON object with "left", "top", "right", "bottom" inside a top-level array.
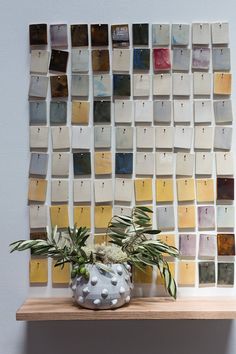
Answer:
[
  {"left": 177, "top": 178, "right": 195, "bottom": 202},
  {"left": 52, "top": 260, "right": 70, "bottom": 285},
  {"left": 95, "top": 205, "right": 112, "bottom": 229},
  {"left": 134, "top": 266, "right": 153, "bottom": 284},
  {"left": 196, "top": 179, "right": 214, "bottom": 203},
  {"left": 156, "top": 179, "right": 174, "bottom": 203},
  {"left": 29, "top": 258, "right": 48, "bottom": 284},
  {"left": 71, "top": 101, "right": 89, "bottom": 124},
  {"left": 214, "top": 73, "right": 232, "bottom": 95},
  {"left": 94, "top": 234, "right": 110, "bottom": 244},
  {"left": 28, "top": 178, "right": 47, "bottom": 202},
  {"left": 50, "top": 205, "right": 69, "bottom": 229},
  {"left": 178, "top": 261, "right": 196, "bottom": 286},
  {"left": 94, "top": 152, "right": 112, "bottom": 175},
  {"left": 178, "top": 205, "right": 196, "bottom": 229},
  {"left": 74, "top": 206, "right": 91, "bottom": 228},
  {"left": 135, "top": 179, "right": 153, "bottom": 202},
  {"left": 158, "top": 233, "right": 176, "bottom": 249},
  {"left": 157, "top": 262, "right": 176, "bottom": 285}
]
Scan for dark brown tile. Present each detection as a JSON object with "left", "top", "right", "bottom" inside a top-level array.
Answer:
[
  {"left": 50, "top": 75, "right": 68, "bottom": 98},
  {"left": 30, "top": 231, "right": 47, "bottom": 240},
  {"left": 111, "top": 24, "right": 129, "bottom": 48},
  {"left": 217, "top": 234, "right": 235, "bottom": 256},
  {"left": 29, "top": 24, "right": 47, "bottom": 46},
  {"left": 91, "top": 24, "right": 108, "bottom": 46},
  {"left": 217, "top": 177, "right": 234, "bottom": 201},
  {"left": 49, "top": 50, "right": 68, "bottom": 73},
  {"left": 92, "top": 50, "right": 110, "bottom": 72},
  {"left": 71, "top": 24, "right": 88, "bottom": 47}
]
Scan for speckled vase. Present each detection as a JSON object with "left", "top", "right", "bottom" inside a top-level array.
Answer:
[{"left": 71, "top": 263, "right": 132, "bottom": 310}]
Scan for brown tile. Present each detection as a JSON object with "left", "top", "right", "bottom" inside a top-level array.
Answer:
[
  {"left": 71, "top": 24, "right": 88, "bottom": 47},
  {"left": 29, "top": 24, "right": 47, "bottom": 46},
  {"left": 92, "top": 50, "right": 110, "bottom": 72},
  {"left": 30, "top": 231, "right": 47, "bottom": 240},
  {"left": 50, "top": 75, "right": 68, "bottom": 98},
  {"left": 217, "top": 234, "right": 235, "bottom": 256},
  {"left": 91, "top": 24, "right": 108, "bottom": 46},
  {"left": 217, "top": 177, "right": 234, "bottom": 201},
  {"left": 49, "top": 50, "right": 68, "bottom": 73}
]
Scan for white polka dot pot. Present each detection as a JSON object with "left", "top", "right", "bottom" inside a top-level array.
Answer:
[{"left": 71, "top": 263, "right": 133, "bottom": 310}]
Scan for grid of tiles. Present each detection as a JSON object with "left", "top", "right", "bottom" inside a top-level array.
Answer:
[{"left": 28, "top": 22, "right": 235, "bottom": 288}]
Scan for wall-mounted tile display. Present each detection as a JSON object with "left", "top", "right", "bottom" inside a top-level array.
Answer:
[
  {"left": 199, "top": 234, "right": 216, "bottom": 259},
  {"left": 91, "top": 24, "right": 108, "bottom": 47},
  {"left": 29, "top": 23, "right": 47, "bottom": 46},
  {"left": 71, "top": 24, "right": 88, "bottom": 47},
  {"left": 111, "top": 24, "right": 129, "bottom": 48},
  {"left": 50, "top": 24, "right": 68, "bottom": 48}
]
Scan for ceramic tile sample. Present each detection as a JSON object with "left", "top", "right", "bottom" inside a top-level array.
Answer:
[
  {"left": 71, "top": 24, "right": 88, "bottom": 47},
  {"left": 196, "top": 179, "right": 214, "bottom": 203},
  {"left": 156, "top": 206, "right": 175, "bottom": 230},
  {"left": 93, "top": 101, "right": 111, "bottom": 124},
  {"left": 30, "top": 258, "right": 48, "bottom": 284},
  {"left": 199, "top": 262, "right": 215, "bottom": 286},
  {"left": 172, "top": 48, "right": 190, "bottom": 71},
  {"left": 93, "top": 74, "right": 111, "bottom": 97},
  {"left": 114, "top": 100, "right": 133, "bottom": 123},
  {"left": 156, "top": 179, "right": 174, "bottom": 203},
  {"left": 178, "top": 205, "right": 196, "bottom": 229},
  {"left": 176, "top": 153, "right": 194, "bottom": 176},
  {"left": 153, "top": 48, "right": 171, "bottom": 72},
  {"left": 172, "top": 24, "right": 189, "bottom": 46},
  {"left": 193, "top": 72, "right": 212, "bottom": 96},
  {"left": 112, "top": 49, "right": 130, "bottom": 72},
  {"left": 115, "top": 153, "right": 133, "bottom": 175},
  {"left": 50, "top": 205, "right": 69, "bottom": 228},
  {"left": 174, "top": 127, "right": 193, "bottom": 150},
  {"left": 158, "top": 233, "right": 176, "bottom": 250},
  {"left": 214, "top": 100, "right": 233, "bottom": 124},
  {"left": 50, "top": 24, "right": 68, "bottom": 48},
  {"left": 194, "top": 100, "right": 213, "bottom": 124},
  {"left": 73, "top": 152, "right": 91, "bottom": 176},
  {"left": 214, "top": 127, "right": 232, "bottom": 150},
  {"left": 71, "top": 74, "right": 89, "bottom": 97},
  {"left": 134, "top": 101, "right": 153, "bottom": 123},
  {"left": 154, "top": 100, "right": 172, "bottom": 123},
  {"left": 198, "top": 206, "right": 215, "bottom": 230},
  {"left": 51, "top": 179, "right": 68, "bottom": 203},
  {"left": 29, "top": 153, "right": 48, "bottom": 176},
  {"left": 177, "top": 178, "right": 195, "bottom": 202},
  {"left": 52, "top": 260, "right": 70, "bottom": 285},
  {"left": 30, "top": 50, "right": 49, "bottom": 74},
  {"left": 218, "top": 262, "right": 234, "bottom": 286},
  {"left": 178, "top": 261, "right": 195, "bottom": 286},
  {"left": 136, "top": 152, "right": 154, "bottom": 175},
  {"left": 74, "top": 206, "right": 91, "bottom": 228},
  {"left": 155, "top": 152, "right": 174, "bottom": 176},
  {"left": 157, "top": 262, "right": 176, "bottom": 285},
  {"left": 29, "top": 23, "right": 47, "bottom": 46},
  {"left": 94, "top": 151, "right": 112, "bottom": 175},
  {"left": 136, "top": 126, "right": 154, "bottom": 149},
  {"left": 132, "top": 23, "right": 149, "bottom": 46},
  {"left": 135, "top": 178, "right": 153, "bottom": 202},
  {"left": 30, "top": 230, "right": 47, "bottom": 240},
  {"left": 217, "top": 234, "right": 235, "bottom": 256},
  {"left": 212, "top": 48, "right": 230, "bottom": 72},
  {"left": 194, "top": 126, "right": 213, "bottom": 150},
  {"left": 94, "top": 126, "right": 111, "bottom": 148},
  {"left": 28, "top": 178, "right": 47, "bottom": 202},
  {"left": 94, "top": 205, "right": 112, "bottom": 229},
  {"left": 114, "top": 178, "right": 133, "bottom": 202},
  {"left": 192, "top": 48, "right": 210, "bottom": 70},
  {"left": 155, "top": 127, "right": 174, "bottom": 149},
  {"left": 179, "top": 234, "right": 196, "bottom": 258},
  {"left": 113, "top": 74, "right": 131, "bottom": 97},
  {"left": 133, "top": 49, "right": 150, "bottom": 71},
  {"left": 29, "top": 101, "right": 47, "bottom": 125},
  {"left": 49, "top": 49, "right": 68, "bottom": 73},
  {"left": 50, "top": 75, "right": 68, "bottom": 98},
  {"left": 172, "top": 73, "right": 191, "bottom": 96},
  {"left": 192, "top": 23, "right": 210, "bottom": 45},
  {"left": 71, "top": 49, "right": 89, "bottom": 73},
  {"left": 195, "top": 152, "right": 213, "bottom": 176},
  {"left": 91, "top": 24, "right": 108, "bottom": 46},
  {"left": 73, "top": 179, "right": 91, "bottom": 203},
  {"left": 51, "top": 126, "right": 70, "bottom": 150},
  {"left": 214, "top": 73, "right": 232, "bottom": 95},
  {"left": 51, "top": 152, "right": 70, "bottom": 177},
  {"left": 173, "top": 100, "right": 191, "bottom": 123},
  {"left": 29, "top": 205, "right": 48, "bottom": 229},
  {"left": 92, "top": 50, "right": 110, "bottom": 72},
  {"left": 94, "top": 179, "right": 113, "bottom": 203},
  {"left": 30, "top": 126, "right": 49, "bottom": 149},
  {"left": 217, "top": 206, "right": 235, "bottom": 229},
  {"left": 153, "top": 74, "right": 172, "bottom": 96},
  {"left": 217, "top": 178, "right": 234, "bottom": 201},
  {"left": 199, "top": 234, "right": 216, "bottom": 258},
  {"left": 152, "top": 24, "right": 170, "bottom": 46},
  {"left": 116, "top": 127, "right": 133, "bottom": 150},
  {"left": 113, "top": 206, "right": 132, "bottom": 217},
  {"left": 50, "top": 101, "right": 67, "bottom": 125},
  {"left": 29, "top": 75, "right": 48, "bottom": 99},
  {"left": 212, "top": 22, "right": 229, "bottom": 45},
  {"left": 133, "top": 74, "right": 150, "bottom": 97},
  {"left": 134, "top": 266, "right": 153, "bottom": 284},
  {"left": 111, "top": 24, "right": 129, "bottom": 48},
  {"left": 215, "top": 152, "right": 234, "bottom": 176},
  {"left": 94, "top": 234, "right": 109, "bottom": 245},
  {"left": 71, "top": 126, "right": 91, "bottom": 150}
]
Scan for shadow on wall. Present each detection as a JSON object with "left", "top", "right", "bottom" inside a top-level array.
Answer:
[{"left": 26, "top": 319, "right": 233, "bottom": 354}]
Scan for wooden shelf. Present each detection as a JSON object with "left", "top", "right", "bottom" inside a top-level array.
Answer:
[{"left": 16, "top": 297, "right": 236, "bottom": 321}]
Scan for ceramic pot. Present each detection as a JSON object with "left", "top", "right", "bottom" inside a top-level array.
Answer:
[{"left": 71, "top": 263, "right": 132, "bottom": 310}]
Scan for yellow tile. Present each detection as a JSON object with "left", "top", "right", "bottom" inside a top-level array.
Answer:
[
  {"left": 94, "top": 234, "right": 111, "bottom": 244},
  {"left": 134, "top": 266, "right": 153, "bottom": 284},
  {"left": 74, "top": 206, "right": 91, "bottom": 228},
  {"left": 28, "top": 178, "right": 47, "bottom": 202},
  {"left": 29, "top": 258, "right": 48, "bottom": 284},
  {"left": 157, "top": 262, "right": 176, "bottom": 285},
  {"left": 135, "top": 179, "right": 153, "bottom": 202},
  {"left": 178, "top": 205, "right": 196, "bottom": 229},
  {"left": 156, "top": 179, "right": 174, "bottom": 203},
  {"left": 177, "top": 178, "right": 195, "bottom": 202},
  {"left": 158, "top": 233, "right": 176, "bottom": 249},
  {"left": 50, "top": 205, "right": 69, "bottom": 229},
  {"left": 94, "top": 205, "right": 112, "bottom": 229},
  {"left": 71, "top": 101, "right": 89, "bottom": 124},
  {"left": 196, "top": 179, "right": 214, "bottom": 203},
  {"left": 214, "top": 73, "right": 232, "bottom": 95},
  {"left": 94, "top": 152, "right": 112, "bottom": 175},
  {"left": 52, "top": 260, "right": 70, "bottom": 285},
  {"left": 178, "top": 261, "right": 196, "bottom": 286}
]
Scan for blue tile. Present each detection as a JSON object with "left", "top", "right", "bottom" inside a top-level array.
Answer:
[{"left": 115, "top": 153, "right": 133, "bottom": 174}]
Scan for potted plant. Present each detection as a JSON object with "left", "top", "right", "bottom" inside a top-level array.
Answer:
[{"left": 10, "top": 206, "right": 179, "bottom": 309}]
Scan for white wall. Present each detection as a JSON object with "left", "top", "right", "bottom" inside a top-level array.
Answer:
[{"left": 1, "top": 0, "right": 236, "bottom": 353}]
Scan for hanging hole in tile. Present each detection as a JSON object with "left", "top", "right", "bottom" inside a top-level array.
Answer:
[
  {"left": 37, "top": 128, "right": 40, "bottom": 133},
  {"left": 59, "top": 153, "right": 61, "bottom": 159},
  {"left": 225, "top": 207, "right": 228, "bottom": 213},
  {"left": 203, "top": 154, "right": 205, "bottom": 160},
  {"left": 179, "top": 24, "right": 182, "bottom": 30}
]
